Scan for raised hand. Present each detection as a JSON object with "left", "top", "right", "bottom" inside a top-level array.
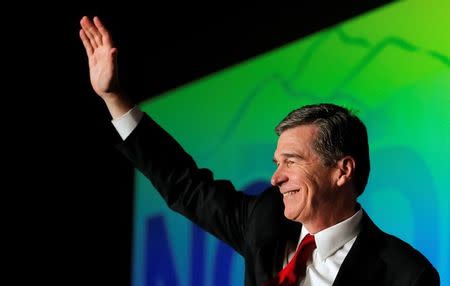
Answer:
[
  {"left": 80, "top": 16, "right": 119, "bottom": 100},
  {"left": 80, "top": 16, "right": 133, "bottom": 118}
]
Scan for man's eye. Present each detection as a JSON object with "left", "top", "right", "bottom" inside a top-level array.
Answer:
[{"left": 286, "top": 160, "right": 294, "bottom": 166}]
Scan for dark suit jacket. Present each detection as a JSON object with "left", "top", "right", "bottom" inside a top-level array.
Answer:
[{"left": 116, "top": 114, "right": 439, "bottom": 286}]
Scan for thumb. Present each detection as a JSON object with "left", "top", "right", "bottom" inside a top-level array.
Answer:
[{"left": 110, "top": 48, "right": 118, "bottom": 59}]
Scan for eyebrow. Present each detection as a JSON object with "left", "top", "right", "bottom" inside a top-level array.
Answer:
[{"left": 273, "top": 152, "right": 304, "bottom": 163}]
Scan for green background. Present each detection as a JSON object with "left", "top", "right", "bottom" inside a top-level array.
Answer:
[{"left": 134, "top": 1, "right": 449, "bottom": 285}]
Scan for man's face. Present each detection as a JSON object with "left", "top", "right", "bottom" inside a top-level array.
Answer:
[{"left": 271, "top": 124, "right": 336, "bottom": 224}]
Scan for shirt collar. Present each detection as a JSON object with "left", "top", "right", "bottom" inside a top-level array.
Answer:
[{"left": 299, "top": 208, "right": 362, "bottom": 260}]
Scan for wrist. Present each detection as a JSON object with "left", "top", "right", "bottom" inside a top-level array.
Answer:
[{"left": 102, "top": 91, "right": 135, "bottom": 119}]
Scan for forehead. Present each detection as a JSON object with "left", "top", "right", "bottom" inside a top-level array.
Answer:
[{"left": 275, "top": 125, "right": 318, "bottom": 155}]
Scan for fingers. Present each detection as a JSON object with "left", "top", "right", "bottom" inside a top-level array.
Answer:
[
  {"left": 80, "top": 16, "right": 103, "bottom": 49},
  {"left": 79, "top": 29, "right": 93, "bottom": 57},
  {"left": 93, "top": 16, "right": 112, "bottom": 46}
]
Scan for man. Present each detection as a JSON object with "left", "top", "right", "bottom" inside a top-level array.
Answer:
[{"left": 79, "top": 16, "right": 439, "bottom": 286}]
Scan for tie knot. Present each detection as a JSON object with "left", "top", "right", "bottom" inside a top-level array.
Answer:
[
  {"left": 263, "top": 234, "right": 317, "bottom": 285},
  {"left": 299, "top": 233, "right": 316, "bottom": 249}
]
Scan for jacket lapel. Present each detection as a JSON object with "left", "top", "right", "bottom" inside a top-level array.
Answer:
[{"left": 332, "top": 211, "right": 386, "bottom": 286}]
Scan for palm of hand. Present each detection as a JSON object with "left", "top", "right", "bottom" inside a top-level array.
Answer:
[{"left": 89, "top": 44, "right": 117, "bottom": 96}]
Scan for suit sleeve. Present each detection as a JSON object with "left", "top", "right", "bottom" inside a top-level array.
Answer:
[{"left": 115, "top": 114, "right": 257, "bottom": 255}]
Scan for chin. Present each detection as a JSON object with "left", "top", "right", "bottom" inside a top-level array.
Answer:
[
  {"left": 284, "top": 209, "right": 298, "bottom": 221},
  {"left": 284, "top": 207, "right": 306, "bottom": 223}
]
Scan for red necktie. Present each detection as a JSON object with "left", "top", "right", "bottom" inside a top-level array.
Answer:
[{"left": 264, "top": 234, "right": 316, "bottom": 286}]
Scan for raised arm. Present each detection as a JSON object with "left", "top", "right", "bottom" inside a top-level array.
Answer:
[
  {"left": 79, "top": 16, "right": 133, "bottom": 119},
  {"left": 79, "top": 16, "right": 265, "bottom": 255}
]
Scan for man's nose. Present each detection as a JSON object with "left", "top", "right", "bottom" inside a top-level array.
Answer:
[{"left": 271, "top": 167, "right": 288, "bottom": 187}]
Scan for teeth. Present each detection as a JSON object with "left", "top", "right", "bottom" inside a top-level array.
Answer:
[{"left": 283, "top": 190, "right": 298, "bottom": 197}]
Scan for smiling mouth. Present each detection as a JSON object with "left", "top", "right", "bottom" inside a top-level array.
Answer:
[{"left": 283, "top": 190, "right": 300, "bottom": 197}]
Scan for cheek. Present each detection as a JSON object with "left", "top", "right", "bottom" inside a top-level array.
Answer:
[
  {"left": 299, "top": 172, "right": 326, "bottom": 202},
  {"left": 302, "top": 164, "right": 330, "bottom": 187},
  {"left": 295, "top": 169, "right": 316, "bottom": 189}
]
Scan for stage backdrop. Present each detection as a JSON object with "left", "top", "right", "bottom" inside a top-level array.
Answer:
[{"left": 133, "top": 0, "right": 449, "bottom": 285}]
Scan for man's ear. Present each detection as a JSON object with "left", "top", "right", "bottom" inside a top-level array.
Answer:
[{"left": 335, "top": 156, "right": 356, "bottom": 187}]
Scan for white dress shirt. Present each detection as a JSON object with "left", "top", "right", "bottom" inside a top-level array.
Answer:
[
  {"left": 112, "top": 106, "right": 363, "bottom": 286},
  {"left": 287, "top": 209, "right": 363, "bottom": 286}
]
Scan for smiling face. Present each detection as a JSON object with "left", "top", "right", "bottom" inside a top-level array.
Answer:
[{"left": 271, "top": 124, "right": 338, "bottom": 227}]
